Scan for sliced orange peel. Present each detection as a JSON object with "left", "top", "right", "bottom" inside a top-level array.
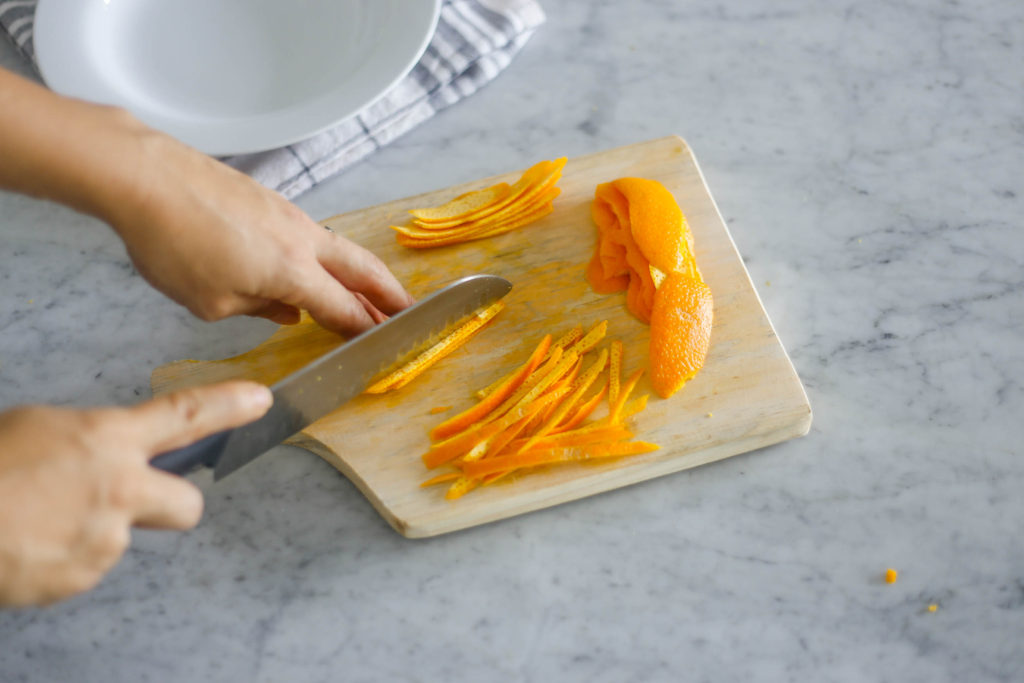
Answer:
[
  {"left": 365, "top": 301, "right": 504, "bottom": 394},
  {"left": 586, "top": 177, "right": 713, "bottom": 398},
  {"left": 417, "top": 322, "right": 658, "bottom": 499},
  {"left": 393, "top": 158, "right": 567, "bottom": 249}
]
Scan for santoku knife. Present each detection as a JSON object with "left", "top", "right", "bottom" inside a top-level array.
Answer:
[{"left": 150, "top": 274, "right": 512, "bottom": 480}]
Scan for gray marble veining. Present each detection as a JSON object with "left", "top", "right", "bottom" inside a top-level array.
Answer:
[{"left": 2, "top": 1, "right": 1022, "bottom": 681}]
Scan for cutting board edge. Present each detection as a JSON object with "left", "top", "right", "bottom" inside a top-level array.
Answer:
[
  {"left": 288, "top": 432, "right": 416, "bottom": 537},
  {"left": 680, "top": 141, "right": 814, "bottom": 433}
]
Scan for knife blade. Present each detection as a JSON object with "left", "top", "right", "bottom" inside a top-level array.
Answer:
[{"left": 150, "top": 274, "right": 512, "bottom": 480}]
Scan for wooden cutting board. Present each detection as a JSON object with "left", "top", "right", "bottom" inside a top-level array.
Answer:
[{"left": 152, "top": 136, "right": 811, "bottom": 538}]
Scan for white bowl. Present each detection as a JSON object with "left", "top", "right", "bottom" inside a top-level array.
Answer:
[{"left": 35, "top": 0, "right": 441, "bottom": 155}]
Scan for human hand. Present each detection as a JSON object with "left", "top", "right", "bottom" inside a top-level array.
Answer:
[
  {"left": 0, "top": 70, "right": 412, "bottom": 335},
  {"left": 99, "top": 128, "right": 414, "bottom": 335},
  {"left": 0, "top": 381, "right": 271, "bottom": 607}
]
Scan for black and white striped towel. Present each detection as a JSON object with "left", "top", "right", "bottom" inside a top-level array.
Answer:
[{"left": 0, "top": 0, "right": 545, "bottom": 198}]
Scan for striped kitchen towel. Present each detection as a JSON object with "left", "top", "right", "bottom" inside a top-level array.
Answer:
[{"left": 0, "top": 0, "right": 545, "bottom": 199}]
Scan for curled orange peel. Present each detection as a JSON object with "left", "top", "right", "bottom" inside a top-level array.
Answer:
[{"left": 586, "top": 177, "right": 713, "bottom": 398}]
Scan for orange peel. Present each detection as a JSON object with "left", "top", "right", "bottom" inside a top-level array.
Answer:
[
  {"left": 586, "top": 176, "right": 713, "bottom": 398},
  {"left": 461, "top": 441, "right": 660, "bottom": 479},
  {"left": 429, "top": 333, "right": 552, "bottom": 441},
  {"left": 408, "top": 183, "right": 511, "bottom": 222},
  {"left": 475, "top": 325, "right": 582, "bottom": 400},
  {"left": 649, "top": 274, "right": 713, "bottom": 399},
  {"left": 394, "top": 158, "right": 566, "bottom": 248},
  {"left": 419, "top": 324, "right": 658, "bottom": 498},
  {"left": 365, "top": 301, "right": 504, "bottom": 394}
]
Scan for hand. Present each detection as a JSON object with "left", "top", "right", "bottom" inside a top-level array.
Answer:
[
  {"left": 103, "top": 128, "right": 414, "bottom": 335},
  {"left": 0, "top": 381, "right": 272, "bottom": 607},
  {"left": 0, "top": 67, "right": 414, "bottom": 336}
]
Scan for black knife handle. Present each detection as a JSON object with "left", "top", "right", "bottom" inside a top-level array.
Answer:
[{"left": 150, "top": 431, "right": 230, "bottom": 475}]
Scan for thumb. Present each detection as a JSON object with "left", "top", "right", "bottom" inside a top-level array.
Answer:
[{"left": 131, "top": 381, "right": 273, "bottom": 453}]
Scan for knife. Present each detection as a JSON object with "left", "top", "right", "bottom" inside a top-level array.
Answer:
[{"left": 150, "top": 274, "right": 512, "bottom": 480}]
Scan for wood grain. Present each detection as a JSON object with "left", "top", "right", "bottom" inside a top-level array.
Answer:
[{"left": 151, "top": 136, "right": 812, "bottom": 538}]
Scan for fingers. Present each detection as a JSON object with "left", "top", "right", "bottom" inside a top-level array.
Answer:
[
  {"left": 291, "top": 267, "right": 377, "bottom": 336},
  {"left": 317, "top": 232, "right": 415, "bottom": 315},
  {"left": 249, "top": 299, "right": 302, "bottom": 325},
  {"left": 130, "top": 381, "right": 273, "bottom": 453},
  {"left": 130, "top": 470, "right": 204, "bottom": 530},
  {"left": 354, "top": 291, "right": 389, "bottom": 325}
]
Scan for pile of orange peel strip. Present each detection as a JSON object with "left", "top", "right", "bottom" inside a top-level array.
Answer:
[
  {"left": 585, "top": 178, "right": 713, "bottom": 399},
  {"left": 365, "top": 301, "right": 505, "bottom": 394},
  {"left": 391, "top": 158, "right": 567, "bottom": 248},
  {"left": 419, "top": 321, "right": 659, "bottom": 499}
]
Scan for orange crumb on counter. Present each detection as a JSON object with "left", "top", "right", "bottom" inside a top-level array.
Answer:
[{"left": 885, "top": 568, "right": 898, "bottom": 584}]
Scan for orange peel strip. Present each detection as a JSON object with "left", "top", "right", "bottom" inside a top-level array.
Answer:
[
  {"left": 567, "top": 320, "right": 608, "bottom": 357},
  {"left": 609, "top": 340, "right": 623, "bottom": 406},
  {"left": 462, "top": 441, "right": 660, "bottom": 479},
  {"left": 607, "top": 368, "right": 645, "bottom": 425},
  {"left": 444, "top": 476, "right": 481, "bottom": 500},
  {"left": 408, "top": 183, "right": 512, "bottom": 222},
  {"left": 520, "top": 348, "right": 608, "bottom": 452},
  {"left": 498, "top": 350, "right": 580, "bottom": 421},
  {"left": 443, "top": 388, "right": 570, "bottom": 499},
  {"left": 466, "top": 387, "right": 568, "bottom": 464},
  {"left": 410, "top": 160, "right": 549, "bottom": 226},
  {"left": 503, "top": 426, "right": 632, "bottom": 455},
  {"left": 480, "top": 346, "right": 564, "bottom": 425},
  {"left": 420, "top": 472, "right": 463, "bottom": 488},
  {"left": 476, "top": 325, "right": 582, "bottom": 399},
  {"left": 365, "top": 301, "right": 504, "bottom": 393},
  {"left": 619, "top": 394, "right": 649, "bottom": 422},
  {"left": 552, "top": 383, "right": 607, "bottom": 433},
  {"left": 396, "top": 199, "right": 556, "bottom": 249},
  {"left": 429, "top": 333, "right": 552, "bottom": 441},
  {"left": 478, "top": 396, "right": 558, "bottom": 461},
  {"left": 424, "top": 385, "right": 569, "bottom": 469},
  {"left": 422, "top": 419, "right": 507, "bottom": 469},
  {"left": 422, "top": 158, "right": 565, "bottom": 229},
  {"left": 398, "top": 185, "right": 559, "bottom": 238}
]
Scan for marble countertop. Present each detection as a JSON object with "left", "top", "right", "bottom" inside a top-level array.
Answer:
[{"left": 2, "top": 1, "right": 1022, "bottom": 681}]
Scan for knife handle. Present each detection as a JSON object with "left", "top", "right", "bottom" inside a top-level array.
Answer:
[{"left": 150, "top": 431, "right": 230, "bottom": 475}]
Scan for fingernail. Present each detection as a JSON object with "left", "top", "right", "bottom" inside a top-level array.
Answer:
[{"left": 244, "top": 383, "right": 273, "bottom": 410}]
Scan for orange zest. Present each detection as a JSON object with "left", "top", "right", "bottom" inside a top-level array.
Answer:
[
  {"left": 417, "top": 324, "right": 659, "bottom": 498},
  {"left": 419, "top": 472, "right": 463, "bottom": 488},
  {"left": 365, "top": 301, "right": 504, "bottom": 394},
  {"left": 429, "top": 334, "right": 552, "bottom": 440},
  {"left": 609, "top": 339, "right": 623, "bottom": 406},
  {"left": 553, "top": 384, "right": 607, "bottom": 433},
  {"left": 461, "top": 441, "right": 660, "bottom": 479},
  {"left": 393, "top": 158, "right": 566, "bottom": 249},
  {"left": 475, "top": 324, "right": 582, "bottom": 399}
]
